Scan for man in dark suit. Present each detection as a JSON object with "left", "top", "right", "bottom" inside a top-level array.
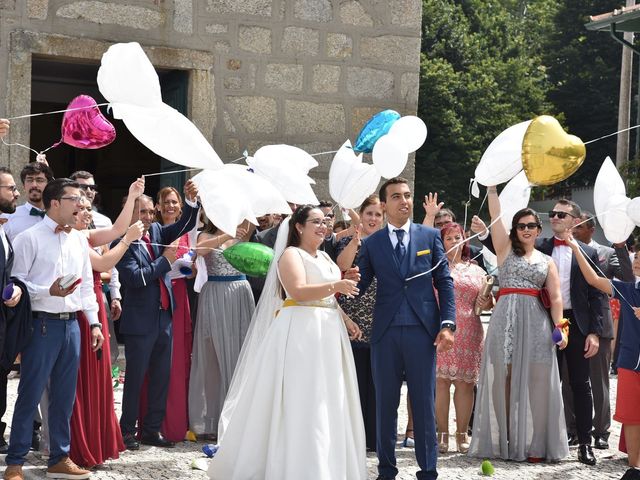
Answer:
[
  {"left": 116, "top": 181, "right": 199, "bottom": 450},
  {"left": 563, "top": 212, "right": 635, "bottom": 449},
  {"left": 357, "top": 178, "right": 456, "bottom": 480},
  {"left": 473, "top": 199, "right": 605, "bottom": 465},
  {"left": 0, "top": 166, "right": 23, "bottom": 454}
]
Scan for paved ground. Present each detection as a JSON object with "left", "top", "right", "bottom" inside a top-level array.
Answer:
[{"left": 1, "top": 343, "right": 631, "bottom": 479}]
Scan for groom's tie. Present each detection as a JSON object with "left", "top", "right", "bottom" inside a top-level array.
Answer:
[{"left": 394, "top": 229, "right": 406, "bottom": 261}]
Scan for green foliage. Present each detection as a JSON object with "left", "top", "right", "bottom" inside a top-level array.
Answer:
[{"left": 415, "top": 0, "right": 556, "bottom": 220}]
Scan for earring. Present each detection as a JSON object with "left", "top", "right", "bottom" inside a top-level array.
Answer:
[{"left": 298, "top": 230, "right": 302, "bottom": 234}]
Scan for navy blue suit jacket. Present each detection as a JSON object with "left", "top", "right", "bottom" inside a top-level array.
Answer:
[
  {"left": 357, "top": 223, "right": 456, "bottom": 343},
  {"left": 115, "top": 203, "right": 199, "bottom": 336}
]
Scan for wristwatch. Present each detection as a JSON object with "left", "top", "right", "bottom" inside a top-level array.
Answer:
[
  {"left": 441, "top": 321, "right": 456, "bottom": 333},
  {"left": 89, "top": 322, "right": 102, "bottom": 330}
]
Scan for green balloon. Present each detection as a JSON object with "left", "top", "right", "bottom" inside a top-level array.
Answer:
[
  {"left": 223, "top": 242, "right": 274, "bottom": 277},
  {"left": 481, "top": 460, "right": 494, "bottom": 476}
]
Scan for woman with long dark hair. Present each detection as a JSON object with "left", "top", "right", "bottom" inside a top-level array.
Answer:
[
  {"left": 468, "top": 186, "right": 569, "bottom": 462},
  {"left": 209, "top": 205, "right": 366, "bottom": 479}
]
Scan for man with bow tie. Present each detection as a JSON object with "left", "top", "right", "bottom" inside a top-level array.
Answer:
[
  {"left": 1, "top": 162, "right": 53, "bottom": 242},
  {"left": 5, "top": 178, "right": 104, "bottom": 480},
  {"left": 115, "top": 180, "right": 199, "bottom": 451},
  {"left": 546, "top": 200, "right": 606, "bottom": 466}
]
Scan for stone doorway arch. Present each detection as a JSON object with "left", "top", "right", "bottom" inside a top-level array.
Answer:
[{"left": 2, "top": 30, "right": 215, "bottom": 176}]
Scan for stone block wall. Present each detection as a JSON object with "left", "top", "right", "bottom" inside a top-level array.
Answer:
[{"left": 0, "top": 0, "right": 422, "bottom": 199}]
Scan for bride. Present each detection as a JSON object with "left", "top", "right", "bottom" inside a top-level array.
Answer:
[{"left": 208, "top": 205, "right": 368, "bottom": 480}]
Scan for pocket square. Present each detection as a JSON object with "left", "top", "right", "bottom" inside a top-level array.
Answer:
[{"left": 417, "top": 249, "right": 431, "bottom": 256}]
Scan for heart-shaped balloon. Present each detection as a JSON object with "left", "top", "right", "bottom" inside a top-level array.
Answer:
[
  {"left": 61, "top": 95, "right": 116, "bottom": 149},
  {"left": 521, "top": 115, "right": 585, "bottom": 186}
]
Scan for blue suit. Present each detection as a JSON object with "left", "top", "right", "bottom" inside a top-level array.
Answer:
[
  {"left": 357, "top": 223, "right": 455, "bottom": 480},
  {"left": 116, "top": 203, "right": 198, "bottom": 435}
]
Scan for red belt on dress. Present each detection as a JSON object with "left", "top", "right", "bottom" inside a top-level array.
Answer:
[{"left": 496, "top": 287, "right": 541, "bottom": 300}]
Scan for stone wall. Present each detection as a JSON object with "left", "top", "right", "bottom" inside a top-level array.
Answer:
[{"left": 0, "top": 0, "right": 422, "bottom": 198}]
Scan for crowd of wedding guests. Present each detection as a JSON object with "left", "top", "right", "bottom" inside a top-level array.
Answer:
[{"left": 0, "top": 115, "right": 639, "bottom": 480}]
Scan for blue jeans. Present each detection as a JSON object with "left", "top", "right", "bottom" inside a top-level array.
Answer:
[{"left": 6, "top": 316, "right": 80, "bottom": 467}]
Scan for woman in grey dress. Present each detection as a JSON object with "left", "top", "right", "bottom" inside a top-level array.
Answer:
[
  {"left": 188, "top": 219, "right": 255, "bottom": 439},
  {"left": 468, "top": 186, "right": 569, "bottom": 462}
]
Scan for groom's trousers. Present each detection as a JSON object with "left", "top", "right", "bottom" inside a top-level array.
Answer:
[{"left": 372, "top": 324, "right": 438, "bottom": 480}]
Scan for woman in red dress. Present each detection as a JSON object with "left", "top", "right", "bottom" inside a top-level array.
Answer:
[
  {"left": 69, "top": 179, "right": 145, "bottom": 467},
  {"left": 138, "top": 187, "right": 193, "bottom": 442}
]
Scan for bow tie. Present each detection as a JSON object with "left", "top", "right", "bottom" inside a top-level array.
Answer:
[
  {"left": 553, "top": 238, "right": 568, "bottom": 247},
  {"left": 30, "top": 207, "right": 45, "bottom": 218},
  {"left": 55, "top": 225, "right": 72, "bottom": 234}
]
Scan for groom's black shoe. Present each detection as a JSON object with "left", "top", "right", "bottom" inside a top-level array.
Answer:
[
  {"left": 122, "top": 433, "right": 140, "bottom": 450},
  {"left": 578, "top": 444, "right": 596, "bottom": 466},
  {"left": 140, "top": 431, "right": 175, "bottom": 448}
]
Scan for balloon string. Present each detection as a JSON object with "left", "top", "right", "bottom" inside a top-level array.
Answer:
[
  {"left": 584, "top": 124, "right": 640, "bottom": 145},
  {"left": 311, "top": 150, "right": 338, "bottom": 157},
  {"left": 5, "top": 103, "right": 111, "bottom": 120},
  {"left": 1, "top": 136, "right": 40, "bottom": 156},
  {"left": 141, "top": 155, "right": 248, "bottom": 177}
]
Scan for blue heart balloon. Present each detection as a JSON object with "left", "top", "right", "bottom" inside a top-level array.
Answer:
[{"left": 354, "top": 109, "right": 401, "bottom": 153}]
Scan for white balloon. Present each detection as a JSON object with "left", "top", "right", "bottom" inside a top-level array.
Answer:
[
  {"left": 97, "top": 42, "right": 162, "bottom": 108},
  {"left": 475, "top": 120, "right": 531, "bottom": 186},
  {"left": 627, "top": 197, "right": 640, "bottom": 226},
  {"left": 329, "top": 140, "right": 381, "bottom": 209},
  {"left": 193, "top": 165, "right": 291, "bottom": 237},
  {"left": 247, "top": 145, "right": 319, "bottom": 205},
  {"left": 372, "top": 134, "right": 409, "bottom": 179},
  {"left": 387, "top": 116, "right": 428, "bottom": 153},
  {"left": 112, "top": 103, "right": 223, "bottom": 170},
  {"left": 599, "top": 194, "right": 636, "bottom": 244},
  {"left": 594, "top": 157, "right": 625, "bottom": 217},
  {"left": 499, "top": 171, "right": 531, "bottom": 230}
]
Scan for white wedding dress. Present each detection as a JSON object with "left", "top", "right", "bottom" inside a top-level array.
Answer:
[{"left": 208, "top": 247, "right": 367, "bottom": 480}]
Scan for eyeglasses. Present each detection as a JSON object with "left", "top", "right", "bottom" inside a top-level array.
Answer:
[
  {"left": 0, "top": 185, "right": 19, "bottom": 193},
  {"left": 60, "top": 195, "right": 82, "bottom": 203},
  {"left": 306, "top": 219, "right": 329, "bottom": 227},
  {"left": 78, "top": 184, "right": 98, "bottom": 191},
  {"left": 324, "top": 213, "right": 335, "bottom": 219},
  {"left": 516, "top": 222, "right": 540, "bottom": 231},
  {"left": 548, "top": 210, "right": 575, "bottom": 219}
]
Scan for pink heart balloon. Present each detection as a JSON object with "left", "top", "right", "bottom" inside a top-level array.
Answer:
[{"left": 61, "top": 95, "right": 116, "bottom": 149}]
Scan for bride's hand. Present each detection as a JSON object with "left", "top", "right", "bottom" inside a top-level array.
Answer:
[
  {"left": 345, "top": 319, "right": 362, "bottom": 341},
  {"left": 335, "top": 279, "right": 359, "bottom": 297}
]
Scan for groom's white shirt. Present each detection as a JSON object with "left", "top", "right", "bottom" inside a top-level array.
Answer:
[{"left": 387, "top": 219, "right": 411, "bottom": 249}]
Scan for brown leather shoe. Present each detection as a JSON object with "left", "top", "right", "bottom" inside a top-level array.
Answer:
[
  {"left": 45, "top": 456, "right": 90, "bottom": 479},
  {"left": 3, "top": 465, "right": 24, "bottom": 480}
]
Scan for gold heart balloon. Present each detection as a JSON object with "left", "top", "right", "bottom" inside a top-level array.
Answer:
[{"left": 521, "top": 115, "right": 586, "bottom": 186}]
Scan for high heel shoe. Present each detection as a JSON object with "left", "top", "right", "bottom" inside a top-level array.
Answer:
[
  {"left": 402, "top": 429, "right": 415, "bottom": 448},
  {"left": 437, "top": 432, "right": 449, "bottom": 454},
  {"left": 455, "top": 432, "right": 470, "bottom": 453}
]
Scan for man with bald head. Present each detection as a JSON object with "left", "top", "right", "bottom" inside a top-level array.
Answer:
[{"left": 115, "top": 181, "right": 199, "bottom": 451}]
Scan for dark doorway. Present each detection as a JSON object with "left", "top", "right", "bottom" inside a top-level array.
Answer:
[{"left": 30, "top": 57, "right": 189, "bottom": 220}]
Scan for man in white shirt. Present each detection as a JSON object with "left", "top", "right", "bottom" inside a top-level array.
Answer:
[
  {"left": 2, "top": 162, "right": 53, "bottom": 242},
  {"left": 4, "top": 178, "right": 104, "bottom": 480}
]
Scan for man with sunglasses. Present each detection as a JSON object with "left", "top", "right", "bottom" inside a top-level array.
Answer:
[{"left": 473, "top": 198, "right": 606, "bottom": 466}]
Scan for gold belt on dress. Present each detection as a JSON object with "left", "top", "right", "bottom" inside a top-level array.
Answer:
[{"left": 282, "top": 298, "right": 337, "bottom": 309}]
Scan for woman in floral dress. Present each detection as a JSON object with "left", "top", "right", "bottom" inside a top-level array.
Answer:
[{"left": 435, "top": 223, "right": 490, "bottom": 453}]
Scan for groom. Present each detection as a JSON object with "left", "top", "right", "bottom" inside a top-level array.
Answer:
[{"left": 357, "top": 177, "right": 456, "bottom": 480}]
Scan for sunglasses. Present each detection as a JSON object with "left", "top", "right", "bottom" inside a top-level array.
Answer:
[
  {"left": 516, "top": 222, "right": 540, "bottom": 231},
  {"left": 548, "top": 210, "right": 575, "bottom": 219},
  {"left": 79, "top": 184, "right": 98, "bottom": 191}
]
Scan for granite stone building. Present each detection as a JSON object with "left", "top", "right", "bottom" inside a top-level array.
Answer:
[{"left": 0, "top": 0, "right": 422, "bottom": 214}]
